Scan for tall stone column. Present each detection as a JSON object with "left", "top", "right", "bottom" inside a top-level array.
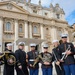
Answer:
[
  {"left": 25, "top": 21, "right": 28, "bottom": 38},
  {"left": 40, "top": 24, "right": 44, "bottom": 53},
  {"left": 0, "top": 17, "right": 3, "bottom": 75},
  {"left": 51, "top": 26, "right": 57, "bottom": 42},
  {"left": 24, "top": 21, "right": 28, "bottom": 52},
  {"left": 0, "top": 17, "right": 3, "bottom": 53},
  {"left": 41, "top": 24, "right": 44, "bottom": 39},
  {"left": 29, "top": 22, "right": 32, "bottom": 38},
  {"left": 14, "top": 20, "right": 18, "bottom": 51}
]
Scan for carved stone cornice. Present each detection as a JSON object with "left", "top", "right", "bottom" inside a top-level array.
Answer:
[{"left": 0, "top": 9, "right": 68, "bottom": 26}]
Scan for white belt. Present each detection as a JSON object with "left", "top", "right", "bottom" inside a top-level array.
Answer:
[
  {"left": 29, "top": 59, "right": 35, "bottom": 61},
  {"left": 62, "top": 52, "right": 66, "bottom": 55}
]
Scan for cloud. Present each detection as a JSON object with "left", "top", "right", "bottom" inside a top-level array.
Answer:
[{"left": 30, "top": 0, "right": 75, "bottom": 25}]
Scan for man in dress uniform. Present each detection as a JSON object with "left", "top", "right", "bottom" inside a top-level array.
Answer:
[
  {"left": 59, "top": 34, "right": 75, "bottom": 75},
  {"left": 3, "top": 43, "right": 15, "bottom": 75},
  {"left": 40, "top": 44, "right": 53, "bottom": 75},
  {"left": 15, "top": 42, "right": 29, "bottom": 75},
  {"left": 27, "top": 43, "right": 39, "bottom": 75},
  {"left": 52, "top": 40, "right": 65, "bottom": 75}
]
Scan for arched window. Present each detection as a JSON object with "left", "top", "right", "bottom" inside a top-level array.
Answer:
[
  {"left": 5, "top": 22, "right": 11, "bottom": 31},
  {"left": 33, "top": 26, "right": 38, "bottom": 34},
  {"left": 19, "top": 24, "right": 23, "bottom": 33}
]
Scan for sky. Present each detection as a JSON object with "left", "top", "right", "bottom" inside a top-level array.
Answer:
[{"left": 28, "top": 0, "right": 75, "bottom": 25}]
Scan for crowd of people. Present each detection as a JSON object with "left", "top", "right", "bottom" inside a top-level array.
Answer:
[{"left": 0, "top": 34, "right": 75, "bottom": 75}]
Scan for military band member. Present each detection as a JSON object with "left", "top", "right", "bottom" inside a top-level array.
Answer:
[
  {"left": 15, "top": 42, "right": 29, "bottom": 75},
  {"left": 40, "top": 44, "right": 53, "bottom": 75},
  {"left": 3, "top": 43, "right": 15, "bottom": 75},
  {"left": 0, "top": 53, "right": 4, "bottom": 65},
  {"left": 52, "top": 40, "right": 65, "bottom": 75},
  {"left": 59, "top": 34, "right": 75, "bottom": 75},
  {"left": 27, "top": 43, "right": 39, "bottom": 75}
]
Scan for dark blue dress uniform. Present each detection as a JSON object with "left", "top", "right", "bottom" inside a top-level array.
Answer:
[
  {"left": 52, "top": 46, "right": 65, "bottom": 75},
  {"left": 3, "top": 50, "right": 15, "bottom": 75},
  {"left": 40, "top": 52, "right": 53, "bottom": 75},
  {"left": 59, "top": 42, "right": 75, "bottom": 75},
  {"left": 15, "top": 49, "right": 29, "bottom": 75},
  {"left": 27, "top": 50, "right": 39, "bottom": 75}
]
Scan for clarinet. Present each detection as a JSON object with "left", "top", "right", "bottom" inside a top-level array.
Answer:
[{"left": 52, "top": 51, "right": 62, "bottom": 70}]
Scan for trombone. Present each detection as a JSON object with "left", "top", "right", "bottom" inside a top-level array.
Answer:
[{"left": 52, "top": 51, "right": 62, "bottom": 70}]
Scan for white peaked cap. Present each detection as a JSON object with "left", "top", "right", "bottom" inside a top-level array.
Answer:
[
  {"left": 18, "top": 42, "right": 25, "bottom": 45},
  {"left": 7, "top": 43, "right": 13, "bottom": 46},
  {"left": 52, "top": 40, "right": 59, "bottom": 43},
  {"left": 30, "top": 43, "right": 36, "bottom": 47},
  {"left": 43, "top": 44, "right": 49, "bottom": 47},
  {"left": 61, "top": 34, "right": 68, "bottom": 38}
]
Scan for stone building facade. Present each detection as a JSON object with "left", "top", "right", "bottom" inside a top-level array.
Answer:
[{"left": 0, "top": 0, "right": 72, "bottom": 52}]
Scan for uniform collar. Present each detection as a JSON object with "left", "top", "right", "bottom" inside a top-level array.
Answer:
[
  {"left": 19, "top": 48, "right": 23, "bottom": 51},
  {"left": 31, "top": 50, "right": 35, "bottom": 52},
  {"left": 8, "top": 50, "right": 12, "bottom": 52},
  {"left": 44, "top": 51, "right": 48, "bottom": 53}
]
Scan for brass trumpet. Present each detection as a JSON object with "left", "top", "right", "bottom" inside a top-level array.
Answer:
[
  {"left": 61, "top": 45, "right": 71, "bottom": 61},
  {"left": 33, "top": 54, "right": 42, "bottom": 67}
]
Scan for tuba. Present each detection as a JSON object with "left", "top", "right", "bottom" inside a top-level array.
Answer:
[
  {"left": 5, "top": 51, "right": 16, "bottom": 65},
  {"left": 0, "top": 53, "right": 5, "bottom": 65},
  {"left": 42, "top": 53, "right": 52, "bottom": 63},
  {"left": 33, "top": 53, "right": 52, "bottom": 67},
  {"left": 0, "top": 51, "right": 16, "bottom": 65}
]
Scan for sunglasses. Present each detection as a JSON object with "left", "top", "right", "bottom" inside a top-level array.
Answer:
[
  {"left": 44, "top": 47, "right": 48, "bottom": 49},
  {"left": 62, "top": 37, "right": 67, "bottom": 38},
  {"left": 31, "top": 46, "right": 35, "bottom": 47}
]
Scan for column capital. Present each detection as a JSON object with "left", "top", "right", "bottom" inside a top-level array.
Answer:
[
  {"left": 29, "top": 22, "right": 32, "bottom": 25},
  {"left": 14, "top": 19, "right": 18, "bottom": 22},
  {"left": 24, "top": 20, "right": 28, "bottom": 23},
  {"left": 51, "top": 25, "right": 57, "bottom": 28}
]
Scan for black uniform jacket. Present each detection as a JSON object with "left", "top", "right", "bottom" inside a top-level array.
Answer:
[
  {"left": 59, "top": 42, "right": 75, "bottom": 65},
  {"left": 15, "top": 49, "right": 27, "bottom": 69}
]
